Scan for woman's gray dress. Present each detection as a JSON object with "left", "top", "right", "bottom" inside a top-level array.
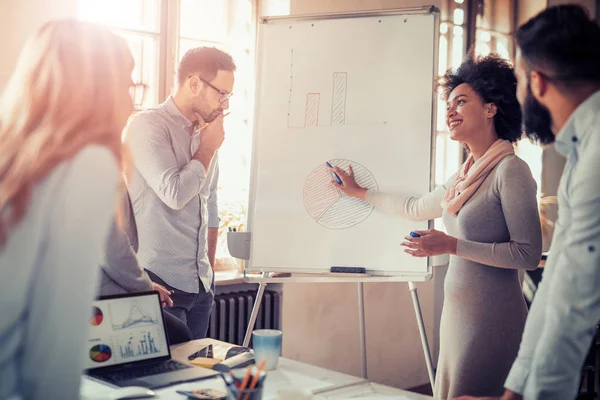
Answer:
[{"left": 367, "top": 155, "right": 542, "bottom": 399}]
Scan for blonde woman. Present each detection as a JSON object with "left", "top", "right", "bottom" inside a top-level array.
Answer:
[{"left": 0, "top": 21, "right": 135, "bottom": 399}]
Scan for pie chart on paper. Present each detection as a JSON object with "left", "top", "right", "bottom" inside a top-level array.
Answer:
[
  {"left": 90, "top": 307, "right": 103, "bottom": 326},
  {"left": 89, "top": 344, "right": 112, "bottom": 363},
  {"left": 303, "top": 159, "right": 378, "bottom": 230}
]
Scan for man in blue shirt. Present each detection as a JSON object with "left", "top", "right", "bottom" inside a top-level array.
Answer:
[
  {"left": 125, "top": 47, "right": 236, "bottom": 338},
  {"left": 457, "top": 5, "right": 600, "bottom": 400}
]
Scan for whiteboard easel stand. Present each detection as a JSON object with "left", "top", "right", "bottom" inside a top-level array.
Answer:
[
  {"left": 239, "top": 270, "right": 435, "bottom": 389},
  {"left": 241, "top": 5, "right": 441, "bottom": 392},
  {"left": 230, "top": 233, "right": 441, "bottom": 391}
]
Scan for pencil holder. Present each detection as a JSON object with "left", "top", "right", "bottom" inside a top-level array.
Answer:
[{"left": 225, "top": 386, "right": 263, "bottom": 400}]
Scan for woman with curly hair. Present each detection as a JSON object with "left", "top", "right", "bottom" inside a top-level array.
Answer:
[
  {"left": 0, "top": 20, "right": 135, "bottom": 399},
  {"left": 329, "top": 54, "right": 542, "bottom": 399}
]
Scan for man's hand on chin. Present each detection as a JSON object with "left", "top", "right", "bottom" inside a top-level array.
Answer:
[{"left": 454, "top": 389, "right": 523, "bottom": 400}]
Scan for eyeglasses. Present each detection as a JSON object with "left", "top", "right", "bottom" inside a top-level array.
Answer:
[
  {"left": 129, "top": 82, "right": 148, "bottom": 108},
  {"left": 193, "top": 75, "right": 233, "bottom": 103}
]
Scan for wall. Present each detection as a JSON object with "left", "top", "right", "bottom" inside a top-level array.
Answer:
[
  {"left": 547, "top": 0, "right": 596, "bottom": 14},
  {"left": 0, "top": 0, "right": 77, "bottom": 92},
  {"left": 517, "top": 0, "right": 547, "bottom": 24},
  {"left": 282, "top": 277, "right": 443, "bottom": 389},
  {"left": 258, "top": 0, "right": 290, "bottom": 16},
  {"left": 518, "top": 0, "right": 596, "bottom": 25}
]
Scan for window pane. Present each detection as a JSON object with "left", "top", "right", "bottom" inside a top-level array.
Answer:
[
  {"left": 179, "top": 0, "right": 228, "bottom": 42},
  {"left": 445, "top": 136, "right": 461, "bottom": 181},
  {"left": 435, "top": 132, "right": 461, "bottom": 186},
  {"left": 435, "top": 133, "right": 447, "bottom": 186},
  {"left": 438, "top": 35, "right": 448, "bottom": 75},
  {"left": 119, "top": 32, "right": 159, "bottom": 108},
  {"left": 437, "top": 96, "right": 447, "bottom": 131},
  {"left": 496, "top": 36, "right": 511, "bottom": 60},
  {"left": 516, "top": 139, "right": 542, "bottom": 196},
  {"left": 475, "top": 41, "right": 490, "bottom": 57},
  {"left": 78, "top": 0, "right": 159, "bottom": 33},
  {"left": 453, "top": 8, "right": 465, "bottom": 25},
  {"left": 452, "top": 29, "right": 464, "bottom": 69}
]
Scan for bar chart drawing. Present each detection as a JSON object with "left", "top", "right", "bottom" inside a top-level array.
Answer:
[
  {"left": 303, "top": 159, "right": 377, "bottom": 230},
  {"left": 119, "top": 331, "right": 161, "bottom": 359},
  {"left": 286, "top": 49, "right": 386, "bottom": 129},
  {"left": 304, "top": 93, "right": 320, "bottom": 127},
  {"left": 331, "top": 73, "right": 347, "bottom": 125}
]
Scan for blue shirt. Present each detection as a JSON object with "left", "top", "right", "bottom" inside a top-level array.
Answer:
[
  {"left": 505, "top": 90, "right": 600, "bottom": 399},
  {"left": 125, "top": 97, "right": 218, "bottom": 294}
]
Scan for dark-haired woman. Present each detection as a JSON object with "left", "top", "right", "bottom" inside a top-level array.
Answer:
[{"left": 329, "top": 54, "right": 542, "bottom": 399}]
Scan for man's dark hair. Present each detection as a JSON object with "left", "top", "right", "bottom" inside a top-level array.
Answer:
[
  {"left": 177, "top": 47, "right": 236, "bottom": 86},
  {"left": 516, "top": 5, "right": 600, "bottom": 86},
  {"left": 439, "top": 53, "right": 523, "bottom": 143}
]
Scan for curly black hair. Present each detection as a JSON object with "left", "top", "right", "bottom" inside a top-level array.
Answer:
[{"left": 438, "top": 53, "right": 523, "bottom": 143}]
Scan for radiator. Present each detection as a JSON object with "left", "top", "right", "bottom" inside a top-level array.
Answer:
[{"left": 208, "top": 290, "right": 281, "bottom": 346}]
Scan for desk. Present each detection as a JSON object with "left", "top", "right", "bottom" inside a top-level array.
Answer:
[{"left": 81, "top": 339, "right": 432, "bottom": 400}]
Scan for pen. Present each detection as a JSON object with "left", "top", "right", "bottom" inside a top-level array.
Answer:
[
  {"left": 409, "top": 231, "right": 421, "bottom": 238},
  {"left": 325, "top": 161, "right": 343, "bottom": 186},
  {"left": 199, "top": 111, "right": 230, "bottom": 131}
]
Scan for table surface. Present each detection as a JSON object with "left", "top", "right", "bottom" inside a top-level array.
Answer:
[{"left": 81, "top": 338, "right": 432, "bottom": 400}]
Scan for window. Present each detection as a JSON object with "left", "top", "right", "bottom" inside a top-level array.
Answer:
[
  {"left": 473, "top": 0, "right": 514, "bottom": 60},
  {"left": 434, "top": 0, "right": 468, "bottom": 231},
  {"left": 78, "top": 0, "right": 161, "bottom": 109},
  {"left": 177, "top": 0, "right": 255, "bottom": 265},
  {"left": 472, "top": 0, "right": 543, "bottom": 196},
  {"left": 79, "top": 0, "right": 256, "bottom": 269}
]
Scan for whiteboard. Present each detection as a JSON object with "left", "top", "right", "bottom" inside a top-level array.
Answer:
[{"left": 247, "top": 8, "right": 439, "bottom": 277}]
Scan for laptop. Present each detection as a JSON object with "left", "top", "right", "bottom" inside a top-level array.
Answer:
[{"left": 84, "top": 291, "right": 218, "bottom": 389}]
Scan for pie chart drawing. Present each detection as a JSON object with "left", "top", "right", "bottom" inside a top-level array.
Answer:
[
  {"left": 90, "top": 307, "right": 103, "bottom": 326},
  {"left": 89, "top": 344, "right": 112, "bottom": 363},
  {"left": 303, "top": 159, "right": 378, "bottom": 230}
]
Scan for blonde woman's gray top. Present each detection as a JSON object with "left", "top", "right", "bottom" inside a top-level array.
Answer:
[{"left": 0, "top": 146, "right": 120, "bottom": 400}]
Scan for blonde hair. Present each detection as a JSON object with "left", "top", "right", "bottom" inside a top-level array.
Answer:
[{"left": 0, "top": 19, "right": 133, "bottom": 244}]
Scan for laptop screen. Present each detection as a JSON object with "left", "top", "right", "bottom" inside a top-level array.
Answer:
[{"left": 85, "top": 292, "right": 170, "bottom": 370}]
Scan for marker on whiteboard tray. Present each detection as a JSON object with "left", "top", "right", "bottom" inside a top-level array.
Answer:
[
  {"left": 409, "top": 231, "right": 421, "bottom": 238},
  {"left": 330, "top": 266, "right": 366, "bottom": 274},
  {"left": 325, "top": 161, "right": 343, "bottom": 185}
]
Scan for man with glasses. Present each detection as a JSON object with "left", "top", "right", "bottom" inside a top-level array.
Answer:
[{"left": 125, "top": 47, "right": 236, "bottom": 339}]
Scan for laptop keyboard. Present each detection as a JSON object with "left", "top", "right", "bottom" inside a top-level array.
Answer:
[{"left": 100, "top": 360, "right": 192, "bottom": 382}]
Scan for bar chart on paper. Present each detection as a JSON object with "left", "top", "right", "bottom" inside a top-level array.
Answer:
[{"left": 303, "top": 159, "right": 377, "bottom": 230}]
